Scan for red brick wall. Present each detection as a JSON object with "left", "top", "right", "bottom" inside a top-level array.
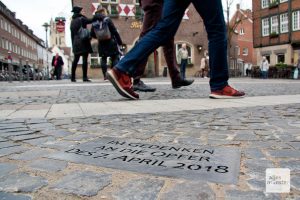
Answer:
[{"left": 253, "top": 0, "right": 300, "bottom": 48}]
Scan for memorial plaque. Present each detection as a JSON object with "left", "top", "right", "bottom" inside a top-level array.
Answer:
[{"left": 48, "top": 137, "right": 241, "bottom": 184}]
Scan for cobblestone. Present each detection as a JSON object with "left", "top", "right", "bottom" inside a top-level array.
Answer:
[
  {"left": 0, "top": 79, "right": 299, "bottom": 199},
  {"left": 51, "top": 171, "right": 111, "bottom": 197},
  {"left": 113, "top": 178, "right": 164, "bottom": 200}
]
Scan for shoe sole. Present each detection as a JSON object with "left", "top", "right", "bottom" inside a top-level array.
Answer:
[
  {"left": 107, "top": 70, "right": 138, "bottom": 100},
  {"left": 133, "top": 87, "right": 156, "bottom": 92},
  {"left": 209, "top": 94, "right": 245, "bottom": 99},
  {"left": 172, "top": 80, "right": 195, "bottom": 89}
]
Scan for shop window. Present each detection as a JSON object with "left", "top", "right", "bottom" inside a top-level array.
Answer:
[{"left": 277, "top": 54, "right": 285, "bottom": 63}]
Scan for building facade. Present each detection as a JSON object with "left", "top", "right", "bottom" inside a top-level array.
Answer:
[
  {"left": 50, "top": 17, "right": 67, "bottom": 48},
  {"left": 71, "top": 0, "right": 208, "bottom": 79},
  {"left": 253, "top": 0, "right": 300, "bottom": 66},
  {"left": 0, "top": 1, "right": 47, "bottom": 71},
  {"left": 230, "top": 4, "right": 256, "bottom": 75}
]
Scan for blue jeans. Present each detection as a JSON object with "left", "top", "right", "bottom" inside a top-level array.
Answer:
[
  {"left": 116, "top": 0, "right": 229, "bottom": 91},
  {"left": 261, "top": 71, "right": 268, "bottom": 79},
  {"left": 180, "top": 59, "right": 188, "bottom": 79}
]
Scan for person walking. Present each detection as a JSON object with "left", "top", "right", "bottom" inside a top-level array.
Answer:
[
  {"left": 51, "top": 53, "right": 64, "bottom": 80},
  {"left": 70, "top": 6, "right": 93, "bottom": 82},
  {"left": 91, "top": 7, "right": 123, "bottom": 81},
  {"left": 260, "top": 56, "right": 269, "bottom": 79},
  {"left": 132, "top": 0, "right": 194, "bottom": 92},
  {"left": 107, "top": 0, "right": 245, "bottom": 100},
  {"left": 177, "top": 43, "right": 189, "bottom": 80}
]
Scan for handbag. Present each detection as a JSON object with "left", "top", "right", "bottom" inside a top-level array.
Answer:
[{"left": 78, "top": 17, "right": 90, "bottom": 40}]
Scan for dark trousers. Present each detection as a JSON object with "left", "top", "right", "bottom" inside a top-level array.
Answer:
[
  {"left": 101, "top": 55, "right": 119, "bottom": 78},
  {"left": 133, "top": 0, "right": 180, "bottom": 82},
  {"left": 71, "top": 53, "right": 89, "bottom": 80},
  {"left": 54, "top": 66, "right": 62, "bottom": 80},
  {"left": 117, "top": 0, "right": 229, "bottom": 91},
  {"left": 180, "top": 59, "right": 188, "bottom": 80}
]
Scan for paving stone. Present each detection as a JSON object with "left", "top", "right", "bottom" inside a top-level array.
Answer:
[
  {"left": 0, "top": 137, "right": 8, "bottom": 142},
  {"left": 244, "top": 159, "right": 274, "bottom": 178},
  {"left": 41, "top": 140, "right": 78, "bottom": 150},
  {"left": 268, "top": 150, "right": 300, "bottom": 158},
  {"left": 0, "top": 173, "right": 48, "bottom": 192},
  {"left": 23, "top": 136, "right": 56, "bottom": 146},
  {"left": 27, "top": 123, "right": 56, "bottom": 131},
  {"left": 0, "top": 163, "right": 18, "bottom": 178},
  {"left": 29, "top": 159, "right": 67, "bottom": 172},
  {"left": 0, "top": 192, "right": 32, "bottom": 200},
  {"left": 246, "top": 179, "right": 265, "bottom": 191},
  {"left": 48, "top": 137, "right": 241, "bottom": 184},
  {"left": 0, "top": 130, "right": 38, "bottom": 137},
  {"left": 42, "top": 130, "right": 73, "bottom": 138},
  {"left": 26, "top": 119, "right": 48, "bottom": 124},
  {"left": 0, "top": 146, "right": 28, "bottom": 157},
  {"left": 233, "top": 133, "right": 259, "bottom": 141},
  {"left": 288, "top": 142, "right": 300, "bottom": 150},
  {"left": 51, "top": 171, "right": 111, "bottom": 197},
  {"left": 225, "top": 190, "right": 280, "bottom": 200},
  {"left": 63, "top": 133, "right": 95, "bottom": 141},
  {"left": 291, "top": 177, "right": 300, "bottom": 190},
  {"left": 9, "top": 149, "right": 50, "bottom": 161},
  {"left": 160, "top": 182, "right": 215, "bottom": 200},
  {"left": 279, "top": 160, "right": 300, "bottom": 172},
  {"left": 113, "top": 178, "right": 164, "bottom": 200},
  {"left": 0, "top": 142, "right": 20, "bottom": 149},
  {"left": 9, "top": 133, "right": 46, "bottom": 142},
  {"left": 242, "top": 149, "right": 266, "bottom": 159}
]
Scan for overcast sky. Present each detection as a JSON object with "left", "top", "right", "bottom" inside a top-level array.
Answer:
[{"left": 1, "top": 0, "right": 252, "bottom": 47}]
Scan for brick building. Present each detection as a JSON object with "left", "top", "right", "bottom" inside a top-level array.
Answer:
[
  {"left": 230, "top": 4, "right": 256, "bottom": 75},
  {"left": 71, "top": 0, "right": 208, "bottom": 79},
  {"left": 253, "top": 0, "right": 300, "bottom": 66},
  {"left": 0, "top": 1, "right": 47, "bottom": 71}
]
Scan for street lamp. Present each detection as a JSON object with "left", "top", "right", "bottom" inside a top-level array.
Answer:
[{"left": 42, "top": 22, "right": 50, "bottom": 80}]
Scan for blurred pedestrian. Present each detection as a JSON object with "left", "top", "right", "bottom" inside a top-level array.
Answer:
[
  {"left": 91, "top": 7, "right": 123, "bottom": 81},
  {"left": 132, "top": 0, "right": 194, "bottom": 92},
  {"left": 70, "top": 6, "right": 93, "bottom": 82},
  {"left": 260, "top": 56, "right": 269, "bottom": 79},
  {"left": 107, "top": 0, "right": 245, "bottom": 100},
  {"left": 177, "top": 43, "right": 189, "bottom": 80},
  {"left": 51, "top": 53, "right": 64, "bottom": 80}
]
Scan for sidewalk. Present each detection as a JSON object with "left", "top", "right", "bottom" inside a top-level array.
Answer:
[{"left": 0, "top": 78, "right": 299, "bottom": 200}]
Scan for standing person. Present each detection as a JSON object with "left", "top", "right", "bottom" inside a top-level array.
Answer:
[
  {"left": 107, "top": 0, "right": 245, "bottom": 100},
  {"left": 177, "top": 43, "right": 189, "bottom": 80},
  {"left": 91, "top": 7, "right": 123, "bottom": 81},
  {"left": 70, "top": 6, "right": 93, "bottom": 82},
  {"left": 51, "top": 53, "right": 64, "bottom": 80},
  {"left": 133, "top": 0, "right": 194, "bottom": 92},
  {"left": 260, "top": 56, "right": 269, "bottom": 79}
]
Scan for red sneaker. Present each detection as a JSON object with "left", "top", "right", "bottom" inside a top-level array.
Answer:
[
  {"left": 107, "top": 68, "right": 139, "bottom": 100},
  {"left": 209, "top": 85, "right": 245, "bottom": 99}
]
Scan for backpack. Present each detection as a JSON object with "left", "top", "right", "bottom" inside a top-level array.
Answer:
[{"left": 92, "top": 17, "right": 111, "bottom": 41}]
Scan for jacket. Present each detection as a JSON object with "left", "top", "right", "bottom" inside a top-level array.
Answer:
[
  {"left": 51, "top": 56, "right": 64, "bottom": 67},
  {"left": 70, "top": 13, "right": 93, "bottom": 55},
  {"left": 91, "top": 13, "right": 123, "bottom": 57}
]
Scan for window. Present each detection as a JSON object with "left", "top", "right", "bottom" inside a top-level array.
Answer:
[
  {"left": 280, "top": 0, "right": 288, "bottom": 2},
  {"left": 280, "top": 13, "right": 289, "bottom": 33},
  {"left": 277, "top": 54, "right": 285, "bottom": 63},
  {"left": 262, "top": 18, "right": 270, "bottom": 36},
  {"left": 101, "top": 0, "right": 118, "bottom": 16},
  {"left": 0, "top": 18, "right": 3, "bottom": 29},
  {"left": 271, "top": 15, "right": 279, "bottom": 34},
  {"left": 292, "top": 11, "right": 300, "bottom": 31},
  {"left": 242, "top": 48, "right": 249, "bottom": 56},
  {"left": 261, "top": 0, "right": 269, "bottom": 8},
  {"left": 176, "top": 43, "right": 193, "bottom": 64},
  {"left": 4, "top": 21, "right": 7, "bottom": 31},
  {"left": 236, "top": 46, "right": 240, "bottom": 56},
  {"left": 240, "top": 28, "right": 245, "bottom": 35}
]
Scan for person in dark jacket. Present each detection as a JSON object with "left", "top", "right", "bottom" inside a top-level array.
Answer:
[
  {"left": 51, "top": 53, "right": 64, "bottom": 80},
  {"left": 91, "top": 7, "right": 123, "bottom": 80},
  {"left": 70, "top": 6, "right": 93, "bottom": 82}
]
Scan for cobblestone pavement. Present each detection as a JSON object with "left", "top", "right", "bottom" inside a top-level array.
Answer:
[{"left": 0, "top": 78, "right": 299, "bottom": 200}]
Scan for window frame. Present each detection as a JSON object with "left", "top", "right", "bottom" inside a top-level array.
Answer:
[
  {"left": 280, "top": 12, "right": 289, "bottom": 33},
  {"left": 262, "top": 18, "right": 270, "bottom": 36},
  {"left": 292, "top": 10, "right": 300, "bottom": 31}
]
